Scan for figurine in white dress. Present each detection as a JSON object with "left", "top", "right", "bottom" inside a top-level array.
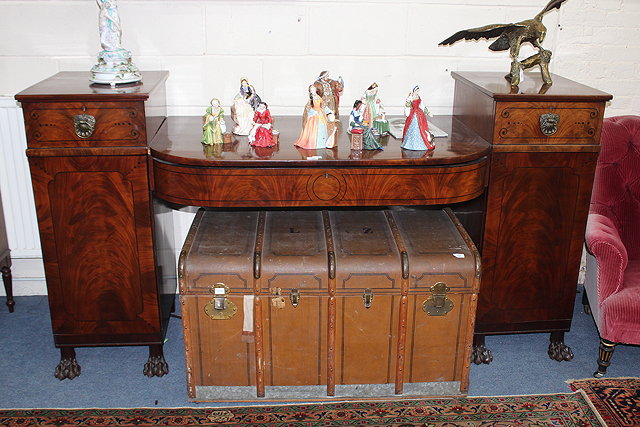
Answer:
[
  {"left": 97, "top": 0, "right": 122, "bottom": 52},
  {"left": 231, "top": 78, "right": 261, "bottom": 135}
]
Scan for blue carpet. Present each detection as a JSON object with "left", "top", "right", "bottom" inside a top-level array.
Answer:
[{"left": 0, "top": 286, "right": 638, "bottom": 408}]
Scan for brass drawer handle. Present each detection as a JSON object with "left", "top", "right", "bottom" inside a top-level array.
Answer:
[
  {"left": 539, "top": 112, "right": 560, "bottom": 136},
  {"left": 73, "top": 113, "right": 96, "bottom": 138}
]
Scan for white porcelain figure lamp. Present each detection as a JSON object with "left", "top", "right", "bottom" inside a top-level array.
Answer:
[{"left": 91, "top": 0, "right": 142, "bottom": 86}]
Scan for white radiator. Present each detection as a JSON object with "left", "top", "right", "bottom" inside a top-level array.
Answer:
[{"left": 0, "top": 97, "right": 45, "bottom": 295}]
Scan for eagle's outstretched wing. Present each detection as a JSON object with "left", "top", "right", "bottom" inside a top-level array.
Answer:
[
  {"left": 536, "top": 0, "right": 568, "bottom": 18},
  {"left": 439, "top": 23, "right": 527, "bottom": 46}
]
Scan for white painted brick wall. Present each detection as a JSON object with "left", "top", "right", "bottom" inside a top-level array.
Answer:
[{"left": 0, "top": 0, "right": 637, "bottom": 116}]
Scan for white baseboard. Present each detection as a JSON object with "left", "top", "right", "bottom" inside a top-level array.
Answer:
[{"left": 0, "top": 257, "right": 47, "bottom": 296}]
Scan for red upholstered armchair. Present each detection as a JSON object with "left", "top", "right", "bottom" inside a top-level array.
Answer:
[{"left": 584, "top": 115, "right": 640, "bottom": 377}]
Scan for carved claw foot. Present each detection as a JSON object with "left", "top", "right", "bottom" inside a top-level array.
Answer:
[
  {"left": 54, "top": 348, "right": 80, "bottom": 380},
  {"left": 143, "top": 344, "right": 168, "bottom": 377},
  {"left": 472, "top": 344, "right": 494, "bottom": 365},
  {"left": 548, "top": 332, "right": 574, "bottom": 361},
  {"left": 472, "top": 335, "right": 493, "bottom": 364}
]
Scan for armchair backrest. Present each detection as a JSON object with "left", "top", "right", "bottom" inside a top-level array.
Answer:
[{"left": 591, "top": 116, "right": 640, "bottom": 260}]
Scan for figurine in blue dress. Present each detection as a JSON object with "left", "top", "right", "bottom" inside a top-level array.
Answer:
[{"left": 401, "top": 86, "right": 435, "bottom": 151}]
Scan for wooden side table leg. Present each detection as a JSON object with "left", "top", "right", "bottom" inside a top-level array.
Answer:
[
  {"left": 55, "top": 347, "right": 81, "bottom": 380},
  {"left": 472, "top": 334, "right": 493, "bottom": 365},
  {"left": 144, "top": 344, "right": 169, "bottom": 377},
  {"left": 1, "top": 265, "right": 14, "bottom": 313},
  {"left": 548, "top": 331, "right": 574, "bottom": 361}
]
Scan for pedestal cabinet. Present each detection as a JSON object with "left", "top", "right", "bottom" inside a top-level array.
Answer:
[
  {"left": 15, "top": 72, "right": 176, "bottom": 379},
  {"left": 451, "top": 72, "right": 612, "bottom": 363}
]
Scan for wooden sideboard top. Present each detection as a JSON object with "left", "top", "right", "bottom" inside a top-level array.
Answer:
[
  {"left": 150, "top": 115, "right": 490, "bottom": 168},
  {"left": 15, "top": 71, "right": 169, "bottom": 102},
  {"left": 452, "top": 71, "right": 613, "bottom": 102}
]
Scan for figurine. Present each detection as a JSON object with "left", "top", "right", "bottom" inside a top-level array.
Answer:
[
  {"left": 361, "top": 83, "right": 390, "bottom": 135},
  {"left": 91, "top": 0, "right": 141, "bottom": 85},
  {"left": 294, "top": 85, "right": 337, "bottom": 150},
  {"left": 401, "top": 86, "right": 435, "bottom": 151},
  {"left": 315, "top": 71, "right": 344, "bottom": 118},
  {"left": 349, "top": 100, "right": 382, "bottom": 150},
  {"left": 201, "top": 98, "right": 226, "bottom": 146},
  {"left": 231, "top": 78, "right": 262, "bottom": 135},
  {"left": 439, "top": 0, "right": 568, "bottom": 87},
  {"left": 248, "top": 102, "right": 275, "bottom": 147}
]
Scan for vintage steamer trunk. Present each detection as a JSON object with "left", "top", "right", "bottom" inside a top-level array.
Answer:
[{"left": 179, "top": 208, "right": 480, "bottom": 400}]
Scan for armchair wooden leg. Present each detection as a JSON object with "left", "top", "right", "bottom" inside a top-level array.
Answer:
[{"left": 594, "top": 339, "right": 616, "bottom": 378}]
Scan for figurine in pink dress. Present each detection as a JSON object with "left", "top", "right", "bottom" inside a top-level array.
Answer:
[
  {"left": 248, "top": 102, "right": 275, "bottom": 147},
  {"left": 294, "top": 85, "right": 336, "bottom": 149}
]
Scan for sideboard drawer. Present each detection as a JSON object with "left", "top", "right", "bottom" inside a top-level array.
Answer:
[
  {"left": 22, "top": 101, "right": 147, "bottom": 148},
  {"left": 152, "top": 159, "right": 488, "bottom": 207},
  {"left": 493, "top": 101, "right": 605, "bottom": 146}
]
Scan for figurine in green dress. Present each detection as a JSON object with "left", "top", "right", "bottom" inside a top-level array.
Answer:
[
  {"left": 202, "top": 98, "right": 226, "bottom": 145},
  {"left": 348, "top": 100, "right": 383, "bottom": 150}
]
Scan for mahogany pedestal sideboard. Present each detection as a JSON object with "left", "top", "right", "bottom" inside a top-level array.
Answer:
[
  {"left": 15, "top": 72, "right": 177, "bottom": 379},
  {"left": 15, "top": 71, "right": 610, "bottom": 381},
  {"left": 451, "top": 72, "right": 612, "bottom": 363}
]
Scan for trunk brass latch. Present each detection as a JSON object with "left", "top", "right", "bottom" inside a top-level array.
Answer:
[
  {"left": 363, "top": 288, "right": 374, "bottom": 309},
  {"left": 422, "top": 282, "right": 454, "bottom": 316},
  {"left": 204, "top": 283, "right": 237, "bottom": 320},
  {"left": 290, "top": 288, "right": 300, "bottom": 308}
]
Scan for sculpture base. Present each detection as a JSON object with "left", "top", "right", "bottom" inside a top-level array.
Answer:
[{"left": 90, "top": 48, "right": 142, "bottom": 87}]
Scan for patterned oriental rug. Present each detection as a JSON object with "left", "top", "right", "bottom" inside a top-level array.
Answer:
[
  {"left": 568, "top": 376, "right": 640, "bottom": 427},
  {"left": 0, "top": 392, "right": 605, "bottom": 426}
]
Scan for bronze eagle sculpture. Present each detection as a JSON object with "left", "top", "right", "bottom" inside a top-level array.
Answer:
[{"left": 439, "top": 0, "right": 568, "bottom": 86}]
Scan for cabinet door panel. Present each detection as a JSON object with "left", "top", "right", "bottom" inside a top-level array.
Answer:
[
  {"left": 478, "top": 152, "right": 596, "bottom": 333},
  {"left": 29, "top": 155, "right": 160, "bottom": 344}
]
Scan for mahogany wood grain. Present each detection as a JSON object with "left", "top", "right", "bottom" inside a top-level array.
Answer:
[
  {"left": 493, "top": 101, "right": 606, "bottom": 145},
  {"left": 15, "top": 71, "right": 169, "bottom": 102},
  {"left": 453, "top": 72, "right": 611, "bottom": 344},
  {"left": 28, "top": 155, "right": 161, "bottom": 345},
  {"left": 16, "top": 72, "right": 172, "bottom": 377},
  {"left": 153, "top": 161, "right": 487, "bottom": 208},
  {"left": 151, "top": 115, "right": 489, "bottom": 168},
  {"left": 21, "top": 101, "right": 148, "bottom": 148},
  {"left": 452, "top": 71, "right": 612, "bottom": 102},
  {"left": 477, "top": 151, "right": 597, "bottom": 334}
]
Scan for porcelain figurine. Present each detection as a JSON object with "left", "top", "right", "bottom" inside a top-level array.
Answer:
[
  {"left": 248, "top": 102, "right": 275, "bottom": 147},
  {"left": 401, "top": 86, "right": 435, "bottom": 151},
  {"left": 315, "top": 71, "right": 344, "bottom": 118},
  {"left": 202, "top": 98, "right": 226, "bottom": 146},
  {"left": 294, "top": 85, "right": 337, "bottom": 149},
  {"left": 361, "top": 83, "right": 390, "bottom": 135},
  {"left": 231, "top": 78, "right": 262, "bottom": 135},
  {"left": 91, "top": 0, "right": 141, "bottom": 86},
  {"left": 349, "top": 100, "right": 382, "bottom": 150}
]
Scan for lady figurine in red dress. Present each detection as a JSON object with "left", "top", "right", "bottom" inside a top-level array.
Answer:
[
  {"left": 401, "top": 86, "right": 435, "bottom": 151},
  {"left": 248, "top": 102, "right": 275, "bottom": 147}
]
